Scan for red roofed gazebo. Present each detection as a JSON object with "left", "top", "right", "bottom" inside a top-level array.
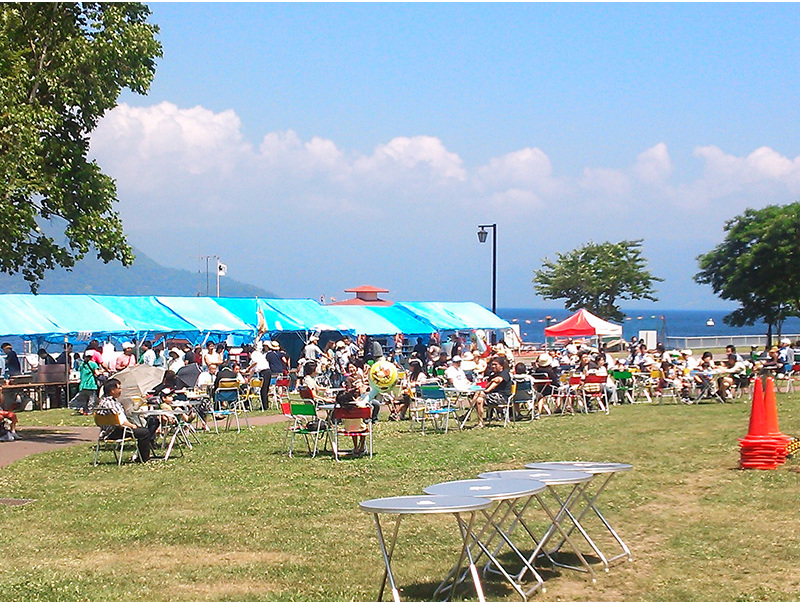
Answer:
[{"left": 329, "top": 285, "right": 393, "bottom": 306}]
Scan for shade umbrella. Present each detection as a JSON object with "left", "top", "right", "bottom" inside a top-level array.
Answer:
[
  {"left": 175, "top": 363, "right": 202, "bottom": 389},
  {"left": 114, "top": 364, "right": 166, "bottom": 409}
]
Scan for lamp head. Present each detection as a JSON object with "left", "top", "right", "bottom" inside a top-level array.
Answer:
[{"left": 477, "top": 227, "right": 488, "bottom": 243}]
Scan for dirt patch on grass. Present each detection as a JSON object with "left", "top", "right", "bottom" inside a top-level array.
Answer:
[{"left": 74, "top": 544, "right": 298, "bottom": 570}]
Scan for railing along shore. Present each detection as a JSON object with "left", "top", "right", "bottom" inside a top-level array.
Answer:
[{"left": 665, "top": 333, "right": 800, "bottom": 350}]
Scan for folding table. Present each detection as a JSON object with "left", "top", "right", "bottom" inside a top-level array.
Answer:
[
  {"left": 135, "top": 409, "right": 193, "bottom": 460},
  {"left": 359, "top": 495, "right": 491, "bottom": 603},
  {"left": 442, "top": 385, "right": 484, "bottom": 429},
  {"left": 477, "top": 468, "right": 597, "bottom": 583},
  {"left": 423, "top": 478, "right": 548, "bottom": 600},
  {"left": 527, "top": 461, "right": 633, "bottom": 570}
]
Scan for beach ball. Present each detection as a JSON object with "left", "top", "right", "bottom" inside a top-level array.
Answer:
[{"left": 369, "top": 360, "right": 398, "bottom": 392}]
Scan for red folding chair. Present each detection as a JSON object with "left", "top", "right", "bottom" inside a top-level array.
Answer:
[
  {"left": 581, "top": 373, "right": 610, "bottom": 414},
  {"left": 331, "top": 405, "right": 372, "bottom": 461}
]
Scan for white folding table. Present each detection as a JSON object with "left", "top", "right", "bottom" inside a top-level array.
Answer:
[
  {"left": 527, "top": 461, "right": 633, "bottom": 570},
  {"left": 478, "top": 468, "right": 597, "bottom": 583},
  {"left": 423, "top": 478, "right": 548, "bottom": 600},
  {"left": 359, "top": 495, "right": 491, "bottom": 603}
]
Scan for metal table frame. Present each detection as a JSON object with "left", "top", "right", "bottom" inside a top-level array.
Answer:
[
  {"left": 423, "top": 478, "right": 548, "bottom": 600},
  {"left": 359, "top": 495, "right": 491, "bottom": 603},
  {"left": 478, "top": 468, "right": 597, "bottom": 584},
  {"left": 527, "top": 461, "right": 633, "bottom": 570},
  {"left": 135, "top": 409, "right": 195, "bottom": 460}
]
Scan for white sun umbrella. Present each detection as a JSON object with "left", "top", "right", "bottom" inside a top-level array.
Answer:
[{"left": 114, "top": 364, "right": 166, "bottom": 413}]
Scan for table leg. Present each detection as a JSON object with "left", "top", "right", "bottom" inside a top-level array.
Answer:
[
  {"left": 453, "top": 511, "right": 485, "bottom": 603},
  {"left": 553, "top": 474, "right": 632, "bottom": 566},
  {"left": 519, "top": 489, "right": 596, "bottom": 583},
  {"left": 374, "top": 514, "right": 402, "bottom": 603}
]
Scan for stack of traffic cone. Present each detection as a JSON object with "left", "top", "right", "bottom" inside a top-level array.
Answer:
[
  {"left": 763, "top": 375, "right": 792, "bottom": 465},
  {"left": 739, "top": 376, "right": 788, "bottom": 469}
]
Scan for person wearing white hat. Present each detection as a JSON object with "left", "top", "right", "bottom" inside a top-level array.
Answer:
[
  {"left": 444, "top": 355, "right": 471, "bottom": 392},
  {"left": 114, "top": 341, "right": 137, "bottom": 372},
  {"left": 167, "top": 347, "right": 185, "bottom": 373},
  {"left": 777, "top": 339, "right": 795, "bottom": 377},
  {"left": 530, "top": 353, "right": 560, "bottom": 405}
]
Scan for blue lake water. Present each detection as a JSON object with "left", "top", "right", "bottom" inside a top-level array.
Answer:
[{"left": 497, "top": 307, "right": 800, "bottom": 342}]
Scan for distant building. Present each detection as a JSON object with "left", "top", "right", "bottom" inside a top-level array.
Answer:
[{"left": 328, "top": 285, "right": 392, "bottom": 306}]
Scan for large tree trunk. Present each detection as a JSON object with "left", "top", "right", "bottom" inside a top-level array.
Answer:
[{"left": 766, "top": 322, "right": 773, "bottom": 351}]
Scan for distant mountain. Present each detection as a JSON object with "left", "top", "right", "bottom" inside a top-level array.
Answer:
[{"left": 0, "top": 247, "right": 277, "bottom": 298}]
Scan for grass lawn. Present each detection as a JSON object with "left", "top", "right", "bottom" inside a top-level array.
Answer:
[{"left": 2, "top": 390, "right": 800, "bottom": 601}]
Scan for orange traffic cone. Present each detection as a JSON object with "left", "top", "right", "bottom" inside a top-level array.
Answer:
[
  {"left": 763, "top": 376, "right": 791, "bottom": 465},
  {"left": 739, "top": 375, "right": 781, "bottom": 470},
  {"left": 747, "top": 375, "right": 767, "bottom": 437}
]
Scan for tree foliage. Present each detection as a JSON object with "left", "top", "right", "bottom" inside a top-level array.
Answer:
[
  {"left": 533, "top": 239, "right": 662, "bottom": 322},
  {"left": 0, "top": 3, "right": 161, "bottom": 291},
  {"left": 695, "top": 203, "right": 800, "bottom": 339}
]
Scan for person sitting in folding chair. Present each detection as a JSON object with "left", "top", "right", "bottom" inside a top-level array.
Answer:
[
  {"left": 96, "top": 378, "right": 155, "bottom": 462},
  {"left": 472, "top": 356, "right": 512, "bottom": 428},
  {"left": 301, "top": 361, "right": 334, "bottom": 404},
  {"left": 334, "top": 382, "right": 369, "bottom": 456},
  {"left": 716, "top": 354, "right": 747, "bottom": 400}
]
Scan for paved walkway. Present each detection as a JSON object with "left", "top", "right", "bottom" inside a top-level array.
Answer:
[{"left": 0, "top": 414, "right": 288, "bottom": 470}]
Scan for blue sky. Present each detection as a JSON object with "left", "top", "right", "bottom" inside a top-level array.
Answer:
[{"left": 92, "top": 3, "right": 800, "bottom": 310}]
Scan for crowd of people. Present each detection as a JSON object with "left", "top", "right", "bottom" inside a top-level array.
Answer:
[{"left": 2, "top": 331, "right": 799, "bottom": 447}]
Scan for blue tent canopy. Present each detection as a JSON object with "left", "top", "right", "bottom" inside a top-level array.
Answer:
[
  {"left": 363, "top": 305, "right": 436, "bottom": 336},
  {"left": 262, "top": 299, "right": 354, "bottom": 333},
  {"left": 212, "top": 297, "right": 304, "bottom": 332},
  {"left": 325, "top": 306, "right": 406, "bottom": 336},
  {"left": 90, "top": 295, "right": 197, "bottom": 335},
  {"left": 155, "top": 297, "right": 254, "bottom": 338},
  {"left": 0, "top": 295, "right": 61, "bottom": 338},
  {"left": 435, "top": 302, "right": 512, "bottom": 330},
  {"left": 394, "top": 302, "right": 469, "bottom": 331},
  {"left": 22, "top": 294, "right": 134, "bottom": 341},
  {"left": 395, "top": 301, "right": 511, "bottom": 331}
]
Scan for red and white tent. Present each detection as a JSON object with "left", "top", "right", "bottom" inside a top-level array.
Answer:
[{"left": 544, "top": 308, "right": 623, "bottom": 339}]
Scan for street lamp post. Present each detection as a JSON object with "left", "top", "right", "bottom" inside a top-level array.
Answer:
[{"left": 477, "top": 223, "right": 497, "bottom": 314}]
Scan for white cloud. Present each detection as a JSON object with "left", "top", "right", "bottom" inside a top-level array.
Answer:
[
  {"left": 89, "top": 101, "right": 800, "bottom": 304},
  {"left": 634, "top": 143, "right": 673, "bottom": 184},
  {"left": 353, "top": 136, "right": 466, "bottom": 182}
]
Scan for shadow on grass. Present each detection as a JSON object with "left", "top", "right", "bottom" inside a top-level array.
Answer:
[{"left": 17, "top": 427, "right": 95, "bottom": 445}]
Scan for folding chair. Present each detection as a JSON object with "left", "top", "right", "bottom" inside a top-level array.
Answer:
[
  {"left": 214, "top": 378, "right": 251, "bottom": 432},
  {"left": 414, "top": 385, "right": 459, "bottom": 433},
  {"left": 484, "top": 382, "right": 516, "bottom": 427},
  {"left": 245, "top": 377, "right": 265, "bottom": 411},
  {"left": 784, "top": 364, "right": 800, "bottom": 394},
  {"left": 581, "top": 374, "right": 610, "bottom": 414},
  {"left": 271, "top": 376, "right": 290, "bottom": 409},
  {"left": 557, "top": 374, "right": 583, "bottom": 415},
  {"left": 690, "top": 370, "right": 723, "bottom": 403},
  {"left": 511, "top": 379, "right": 536, "bottom": 421},
  {"left": 649, "top": 369, "right": 678, "bottom": 404},
  {"left": 93, "top": 412, "right": 137, "bottom": 466},
  {"left": 281, "top": 395, "right": 329, "bottom": 457},
  {"left": 610, "top": 370, "right": 634, "bottom": 404},
  {"left": 331, "top": 405, "right": 373, "bottom": 461}
]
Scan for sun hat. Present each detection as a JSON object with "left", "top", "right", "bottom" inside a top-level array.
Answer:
[
  {"left": 681, "top": 349, "right": 692, "bottom": 356},
  {"left": 268, "top": 341, "right": 280, "bottom": 350},
  {"left": 537, "top": 353, "right": 553, "bottom": 367},
  {"left": 121, "top": 342, "right": 134, "bottom": 349},
  {"left": 451, "top": 355, "right": 461, "bottom": 363},
  {"left": 169, "top": 347, "right": 182, "bottom": 357},
  {"left": 781, "top": 338, "right": 791, "bottom": 345}
]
